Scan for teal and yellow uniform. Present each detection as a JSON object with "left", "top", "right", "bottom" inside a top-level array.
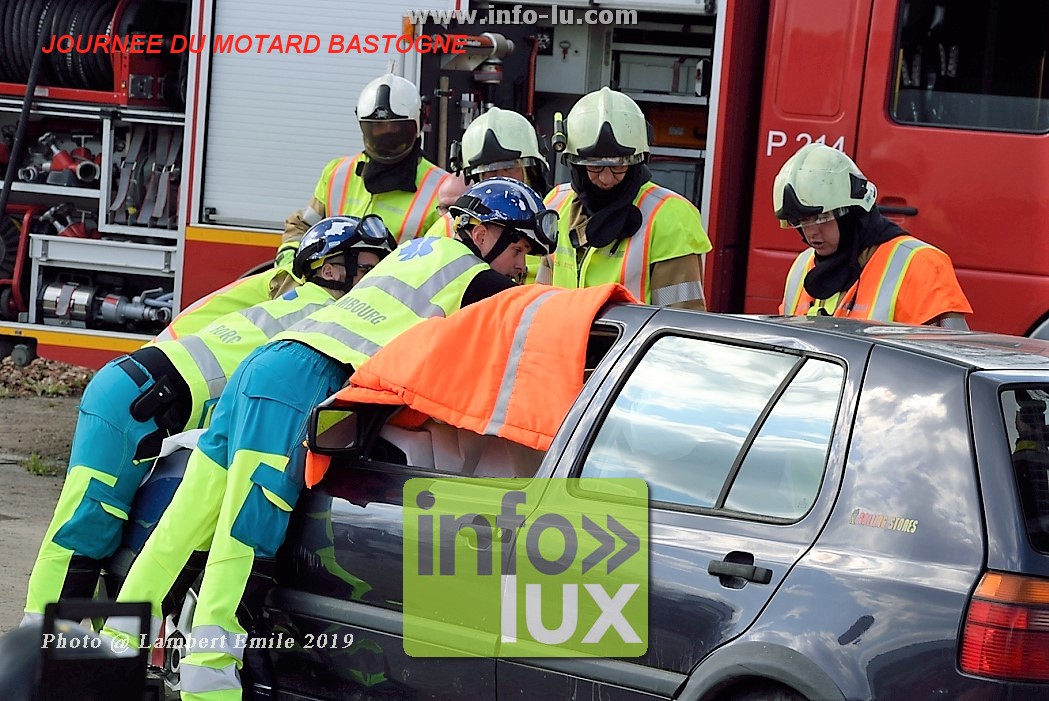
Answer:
[
  {"left": 105, "top": 237, "right": 495, "bottom": 701},
  {"left": 22, "top": 283, "right": 332, "bottom": 624}
]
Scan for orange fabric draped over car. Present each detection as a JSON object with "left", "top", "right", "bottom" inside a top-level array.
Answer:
[{"left": 305, "top": 282, "right": 637, "bottom": 487}]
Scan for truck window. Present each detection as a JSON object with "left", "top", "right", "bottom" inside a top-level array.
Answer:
[
  {"left": 892, "top": 0, "right": 1049, "bottom": 133},
  {"left": 579, "top": 335, "right": 843, "bottom": 520}
]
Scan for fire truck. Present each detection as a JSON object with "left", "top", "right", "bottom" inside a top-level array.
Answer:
[{"left": 0, "top": 0, "right": 1046, "bottom": 369}]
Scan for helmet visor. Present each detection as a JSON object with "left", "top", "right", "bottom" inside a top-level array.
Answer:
[
  {"left": 465, "top": 157, "right": 539, "bottom": 178},
  {"left": 778, "top": 207, "right": 847, "bottom": 229},
  {"left": 565, "top": 153, "right": 646, "bottom": 168},
  {"left": 360, "top": 120, "right": 417, "bottom": 163}
]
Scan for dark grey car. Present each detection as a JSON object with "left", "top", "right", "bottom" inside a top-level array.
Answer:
[{"left": 244, "top": 309, "right": 1049, "bottom": 701}]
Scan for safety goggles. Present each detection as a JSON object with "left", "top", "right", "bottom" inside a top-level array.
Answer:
[
  {"left": 500, "top": 209, "right": 560, "bottom": 249},
  {"left": 779, "top": 208, "right": 846, "bottom": 229},
  {"left": 355, "top": 214, "right": 393, "bottom": 244}
]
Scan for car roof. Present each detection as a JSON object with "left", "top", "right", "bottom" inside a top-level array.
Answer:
[
  {"left": 772, "top": 316, "right": 1049, "bottom": 371},
  {"left": 602, "top": 305, "right": 1049, "bottom": 372}
]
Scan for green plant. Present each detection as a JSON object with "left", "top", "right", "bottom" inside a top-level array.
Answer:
[
  {"left": 23, "top": 452, "right": 61, "bottom": 477},
  {"left": 25, "top": 378, "right": 70, "bottom": 397}
]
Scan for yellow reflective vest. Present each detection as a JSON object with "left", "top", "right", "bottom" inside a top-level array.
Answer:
[
  {"left": 151, "top": 268, "right": 285, "bottom": 344},
  {"left": 317, "top": 154, "right": 449, "bottom": 243},
  {"left": 156, "top": 282, "right": 334, "bottom": 429},
  {"left": 275, "top": 237, "right": 489, "bottom": 369},
  {"left": 545, "top": 181, "right": 711, "bottom": 303}
]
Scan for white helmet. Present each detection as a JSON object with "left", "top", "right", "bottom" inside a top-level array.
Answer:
[
  {"left": 356, "top": 73, "right": 421, "bottom": 163},
  {"left": 563, "top": 87, "right": 648, "bottom": 166},
  {"left": 459, "top": 107, "right": 548, "bottom": 183},
  {"left": 772, "top": 143, "right": 877, "bottom": 228}
]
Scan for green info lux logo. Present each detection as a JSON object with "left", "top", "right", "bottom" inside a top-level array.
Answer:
[{"left": 403, "top": 478, "right": 648, "bottom": 658}]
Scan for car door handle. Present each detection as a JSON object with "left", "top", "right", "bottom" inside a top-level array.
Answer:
[{"left": 707, "top": 560, "right": 772, "bottom": 585}]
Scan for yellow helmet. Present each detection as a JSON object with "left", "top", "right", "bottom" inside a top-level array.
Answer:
[
  {"left": 563, "top": 87, "right": 648, "bottom": 166},
  {"left": 460, "top": 107, "right": 547, "bottom": 182},
  {"left": 772, "top": 144, "right": 877, "bottom": 227}
]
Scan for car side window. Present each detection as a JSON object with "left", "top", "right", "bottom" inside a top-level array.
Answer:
[{"left": 579, "top": 335, "right": 844, "bottom": 520}]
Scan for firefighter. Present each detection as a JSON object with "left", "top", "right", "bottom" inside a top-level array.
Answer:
[
  {"left": 102, "top": 178, "right": 557, "bottom": 701},
  {"left": 427, "top": 106, "right": 551, "bottom": 283},
  {"left": 21, "top": 215, "right": 393, "bottom": 628},
  {"left": 537, "top": 87, "right": 711, "bottom": 309},
  {"left": 774, "top": 143, "right": 971, "bottom": 327},
  {"left": 277, "top": 73, "right": 453, "bottom": 288}
]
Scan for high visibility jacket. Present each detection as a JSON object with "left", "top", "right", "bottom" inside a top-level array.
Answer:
[
  {"left": 276, "top": 237, "right": 489, "bottom": 370},
  {"left": 422, "top": 212, "right": 456, "bottom": 238},
  {"left": 423, "top": 214, "right": 543, "bottom": 285},
  {"left": 780, "top": 235, "right": 973, "bottom": 324},
  {"left": 545, "top": 181, "right": 711, "bottom": 303},
  {"left": 151, "top": 268, "right": 283, "bottom": 344},
  {"left": 318, "top": 153, "right": 449, "bottom": 243},
  {"left": 156, "top": 282, "right": 333, "bottom": 429},
  {"left": 305, "top": 283, "right": 638, "bottom": 487}
]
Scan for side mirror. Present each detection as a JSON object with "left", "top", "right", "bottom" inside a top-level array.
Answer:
[{"left": 308, "top": 404, "right": 363, "bottom": 455}]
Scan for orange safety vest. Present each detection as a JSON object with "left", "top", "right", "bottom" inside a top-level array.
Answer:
[
  {"left": 780, "top": 235, "right": 972, "bottom": 324},
  {"left": 305, "top": 283, "right": 637, "bottom": 486}
]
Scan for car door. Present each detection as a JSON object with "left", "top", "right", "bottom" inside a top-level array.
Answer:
[
  {"left": 496, "top": 311, "right": 871, "bottom": 698},
  {"left": 265, "top": 437, "right": 500, "bottom": 700}
]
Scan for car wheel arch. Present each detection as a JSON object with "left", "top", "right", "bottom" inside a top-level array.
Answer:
[{"left": 676, "top": 641, "right": 845, "bottom": 701}]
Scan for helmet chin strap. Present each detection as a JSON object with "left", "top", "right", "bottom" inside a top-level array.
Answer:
[
  {"left": 481, "top": 228, "right": 513, "bottom": 265},
  {"left": 311, "top": 253, "right": 359, "bottom": 293}
]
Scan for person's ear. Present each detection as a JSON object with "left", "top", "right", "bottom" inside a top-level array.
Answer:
[{"left": 468, "top": 223, "right": 488, "bottom": 248}]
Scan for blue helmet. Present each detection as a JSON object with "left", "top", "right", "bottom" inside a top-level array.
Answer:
[
  {"left": 449, "top": 177, "right": 559, "bottom": 256},
  {"left": 293, "top": 214, "right": 396, "bottom": 280}
]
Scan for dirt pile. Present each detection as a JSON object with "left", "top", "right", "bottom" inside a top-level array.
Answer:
[{"left": 0, "top": 357, "right": 93, "bottom": 398}]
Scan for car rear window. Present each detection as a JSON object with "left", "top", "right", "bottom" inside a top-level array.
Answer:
[{"left": 1001, "top": 387, "right": 1049, "bottom": 552}]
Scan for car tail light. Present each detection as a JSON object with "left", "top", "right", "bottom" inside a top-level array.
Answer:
[{"left": 960, "top": 571, "right": 1049, "bottom": 681}]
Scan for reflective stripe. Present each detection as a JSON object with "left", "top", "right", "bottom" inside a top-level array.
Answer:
[
  {"left": 302, "top": 205, "right": 323, "bottom": 226},
  {"left": 621, "top": 186, "right": 672, "bottom": 301},
  {"left": 178, "top": 336, "right": 227, "bottom": 398},
  {"left": 179, "top": 661, "right": 242, "bottom": 694},
  {"left": 939, "top": 314, "right": 969, "bottom": 330},
  {"left": 485, "top": 290, "right": 560, "bottom": 435},
  {"left": 783, "top": 249, "right": 815, "bottom": 314},
  {"left": 173, "top": 300, "right": 326, "bottom": 402},
  {"left": 238, "top": 302, "right": 324, "bottom": 338},
  {"left": 545, "top": 185, "right": 577, "bottom": 279},
  {"left": 20, "top": 612, "right": 43, "bottom": 627},
  {"left": 188, "top": 624, "right": 246, "bottom": 661},
  {"left": 105, "top": 614, "right": 163, "bottom": 647},
  {"left": 352, "top": 253, "right": 482, "bottom": 319},
  {"left": 545, "top": 184, "right": 573, "bottom": 211},
  {"left": 869, "top": 238, "right": 929, "bottom": 321},
  {"left": 400, "top": 168, "right": 446, "bottom": 240},
  {"left": 651, "top": 280, "right": 704, "bottom": 307},
  {"left": 325, "top": 155, "right": 361, "bottom": 213},
  {"left": 281, "top": 320, "right": 383, "bottom": 359},
  {"left": 153, "top": 278, "right": 246, "bottom": 343}
]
